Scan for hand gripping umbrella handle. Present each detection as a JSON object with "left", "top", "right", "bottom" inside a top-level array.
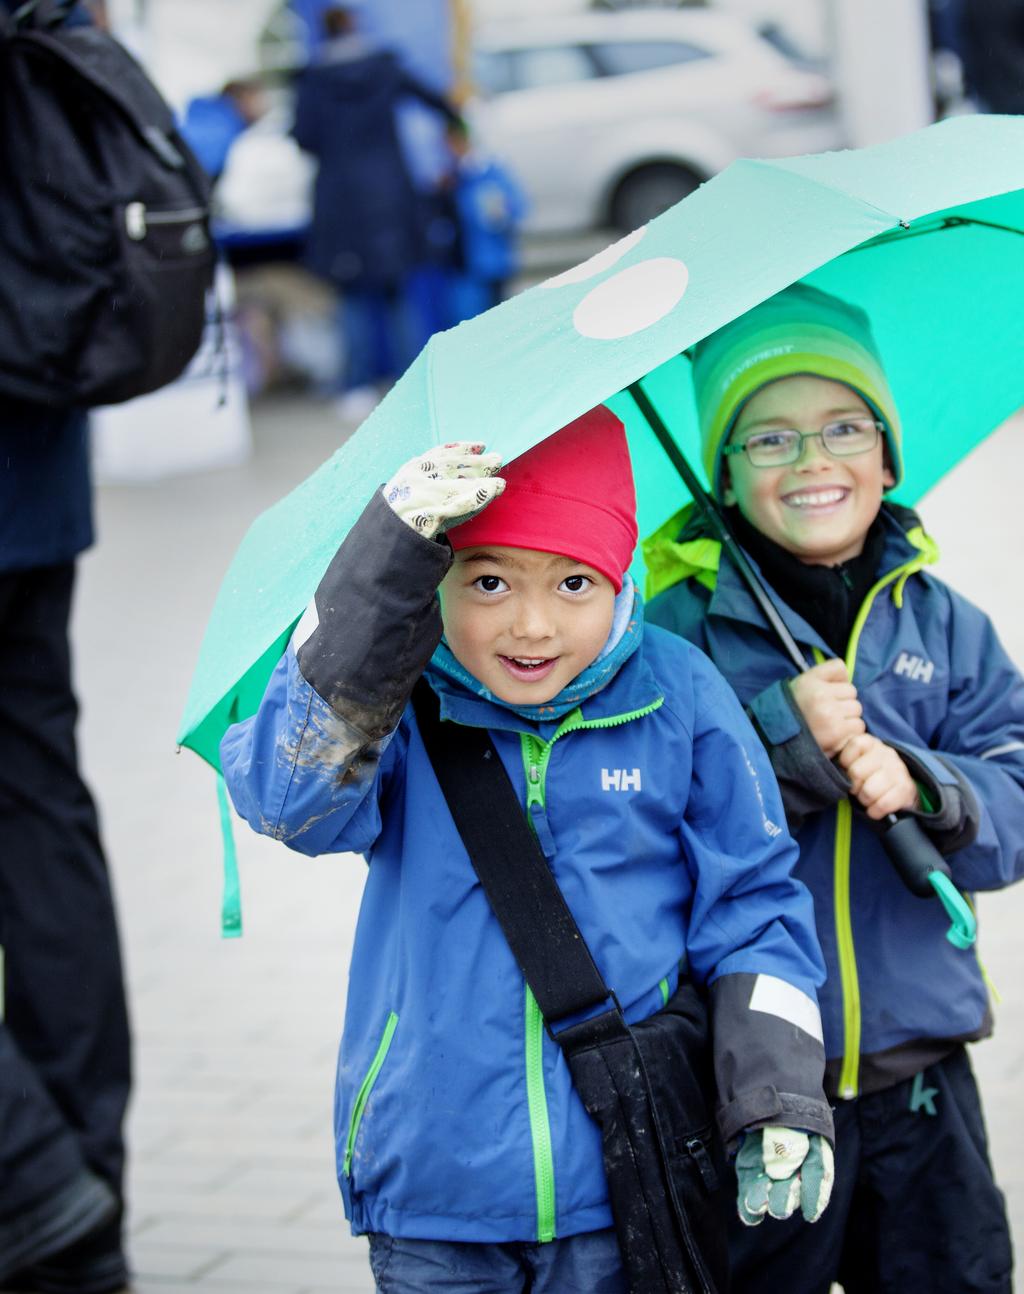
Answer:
[{"left": 629, "top": 381, "right": 977, "bottom": 949}]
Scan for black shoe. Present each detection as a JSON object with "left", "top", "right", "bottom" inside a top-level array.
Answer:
[
  {"left": 12, "top": 1216, "right": 129, "bottom": 1294},
  {"left": 0, "top": 1170, "right": 117, "bottom": 1286}
]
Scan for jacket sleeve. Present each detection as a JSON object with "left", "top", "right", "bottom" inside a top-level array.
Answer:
[
  {"left": 745, "top": 680, "right": 852, "bottom": 830},
  {"left": 647, "top": 586, "right": 849, "bottom": 830},
  {"left": 397, "top": 69, "right": 464, "bottom": 127},
  {"left": 677, "top": 653, "right": 833, "bottom": 1150},
  {"left": 220, "top": 490, "right": 452, "bottom": 855},
  {"left": 891, "top": 591, "right": 1024, "bottom": 889}
]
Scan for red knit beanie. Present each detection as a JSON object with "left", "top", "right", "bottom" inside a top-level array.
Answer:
[{"left": 447, "top": 406, "right": 638, "bottom": 592}]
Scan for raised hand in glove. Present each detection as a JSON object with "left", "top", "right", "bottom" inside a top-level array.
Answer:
[
  {"left": 383, "top": 442, "right": 504, "bottom": 539},
  {"left": 735, "top": 1126, "right": 834, "bottom": 1226}
]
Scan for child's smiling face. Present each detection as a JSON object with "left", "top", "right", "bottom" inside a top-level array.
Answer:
[
  {"left": 440, "top": 545, "right": 617, "bottom": 705},
  {"left": 723, "top": 374, "right": 894, "bottom": 565}
]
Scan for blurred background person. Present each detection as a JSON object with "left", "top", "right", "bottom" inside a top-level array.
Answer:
[
  {"left": 291, "top": 1, "right": 463, "bottom": 421},
  {"left": 961, "top": 0, "right": 1024, "bottom": 115},
  {"left": 181, "top": 76, "right": 269, "bottom": 182},
  {"left": 927, "top": 0, "right": 967, "bottom": 117},
  {"left": 0, "top": 0, "right": 133, "bottom": 1285},
  {"left": 0, "top": 409, "right": 131, "bottom": 1294},
  {"left": 442, "top": 123, "right": 527, "bottom": 325}
]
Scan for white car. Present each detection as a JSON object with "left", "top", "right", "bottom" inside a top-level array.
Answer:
[{"left": 469, "top": 9, "right": 844, "bottom": 234}]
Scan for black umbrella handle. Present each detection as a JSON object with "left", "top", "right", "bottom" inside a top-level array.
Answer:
[
  {"left": 627, "top": 381, "right": 971, "bottom": 929},
  {"left": 877, "top": 814, "right": 950, "bottom": 895}
]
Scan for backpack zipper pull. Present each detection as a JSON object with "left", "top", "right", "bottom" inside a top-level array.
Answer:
[{"left": 125, "top": 202, "right": 147, "bottom": 240}]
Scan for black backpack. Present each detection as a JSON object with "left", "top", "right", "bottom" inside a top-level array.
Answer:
[{"left": 0, "top": 0, "right": 215, "bottom": 409}]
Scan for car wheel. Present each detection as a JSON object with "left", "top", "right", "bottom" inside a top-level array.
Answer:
[{"left": 610, "top": 164, "right": 703, "bottom": 232}]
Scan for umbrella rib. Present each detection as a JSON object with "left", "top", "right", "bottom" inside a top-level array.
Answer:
[
  {"left": 736, "top": 156, "right": 901, "bottom": 226},
  {"left": 424, "top": 334, "right": 444, "bottom": 449},
  {"left": 847, "top": 214, "right": 1024, "bottom": 253}
]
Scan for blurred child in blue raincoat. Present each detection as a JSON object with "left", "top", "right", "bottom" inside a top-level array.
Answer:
[{"left": 445, "top": 128, "right": 527, "bottom": 323}]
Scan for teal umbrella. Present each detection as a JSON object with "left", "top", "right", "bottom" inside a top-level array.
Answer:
[{"left": 180, "top": 114, "right": 1024, "bottom": 777}]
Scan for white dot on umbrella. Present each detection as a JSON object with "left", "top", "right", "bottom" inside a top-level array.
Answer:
[
  {"left": 572, "top": 258, "right": 690, "bottom": 340},
  {"left": 541, "top": 227, "right": 647, "bottom": 289}
]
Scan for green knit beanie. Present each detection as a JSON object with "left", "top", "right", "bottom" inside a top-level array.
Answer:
[{"left": 693, "top": 283, "right": 903, "bottom": 500}]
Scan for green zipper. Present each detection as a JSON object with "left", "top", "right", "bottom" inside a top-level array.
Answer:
[
  {"left": 824, "top": 554, "right": 930, "bottom": 1099},
  {"left": 343, "top": 1011, "right": 398, "bottom": 1177},
  {"left": 832, "top": 799, "right": 859, "bottom": 1098},
  {"left": 517, "top": 697, "right": 664, "bottom": 1241},
  {"left": 524, "top": 985, "right": 556, "bottom": 1243}
]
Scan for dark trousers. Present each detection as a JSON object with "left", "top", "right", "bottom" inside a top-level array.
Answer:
[
  {"left": 0, "top": 563, "right": 131, "bottom": 1217},
  {"left": 727, "top": 1047, "right": 1013, "bottom": 1294}
]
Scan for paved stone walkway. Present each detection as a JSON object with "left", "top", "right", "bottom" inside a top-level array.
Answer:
[{"left": 72, "top": 396, "right": 1024, "bottom": 1292}]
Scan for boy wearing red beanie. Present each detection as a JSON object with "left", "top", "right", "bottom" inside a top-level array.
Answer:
[{"left": 221, "top": 408, "right": 833, "bottom": 1293}]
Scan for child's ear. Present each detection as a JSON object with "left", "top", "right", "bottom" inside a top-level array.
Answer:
[
  {"left": 721, "top": 463, "right": 736, "bottom": 507},
  {"left": 881, "top": 443, "right": 896, "bottom": 490}
]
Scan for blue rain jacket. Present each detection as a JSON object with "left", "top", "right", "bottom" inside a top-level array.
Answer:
[
  {"left": 647, "top": 505, "right": 1024, "bottom": 1098},
  {"left": 222, "top": 581, "right": 827, "bottom": 1242}
]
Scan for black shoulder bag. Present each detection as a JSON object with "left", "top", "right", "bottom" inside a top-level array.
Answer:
[{"left": 412, "top": 683, "right": 729, "bottom": 1294}]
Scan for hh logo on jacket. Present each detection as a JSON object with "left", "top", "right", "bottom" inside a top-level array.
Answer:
[
  {"left": 893, "top": 651, "right": 935, "bottom": 684},
  {"left": 601, "top": 768, "right": 641, "bottom": 792}
]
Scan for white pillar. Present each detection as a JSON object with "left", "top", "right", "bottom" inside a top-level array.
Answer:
[
  {"left": 827, "top": 0, "right": 934, "bottom": 146},
  {"left": 105, "top": 0, "right": 151, "bottom": 68}
]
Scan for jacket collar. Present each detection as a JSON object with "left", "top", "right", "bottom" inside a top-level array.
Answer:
[
  {"left": 426, "top": 634, "right": 664, "bottom": 738},
  {"left": 652, "top": 502, "right": 938, "bottom": 653}
]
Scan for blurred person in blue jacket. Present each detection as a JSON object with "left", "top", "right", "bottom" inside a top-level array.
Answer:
[
  {"left": 0, "top": 4, "right": 131, "bottom": 1292},
  {"left": 292, "top": 2, "right": 463, "bottom": 421}
]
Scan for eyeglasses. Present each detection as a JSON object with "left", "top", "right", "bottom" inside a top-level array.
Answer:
[{"left": 722, "top": 418, "right": 883, "bottom": 469}]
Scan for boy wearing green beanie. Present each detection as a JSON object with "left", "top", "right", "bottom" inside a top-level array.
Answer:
[{"left": 646, "top": 282, "right": 1023, "bottom": 1293}]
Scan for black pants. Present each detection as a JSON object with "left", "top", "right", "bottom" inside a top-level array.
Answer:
[
  {"left": 727, "top": 1047, "right": 1013, "bottom": 1294},
  {"left": 0, "top": 563, "right": 131, "bottom": 1217}
]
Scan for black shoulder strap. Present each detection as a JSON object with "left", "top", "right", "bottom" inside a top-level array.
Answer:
[{"left": 411, "top": 680, "right": 611, "bottom": 1027}]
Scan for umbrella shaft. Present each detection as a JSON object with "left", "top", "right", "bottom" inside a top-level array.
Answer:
[{"left": 627, "top": 382, "right": 808, "bottom": 674}]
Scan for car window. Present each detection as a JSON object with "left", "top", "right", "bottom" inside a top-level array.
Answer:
[
  {"left": 589, "top": 40, "right": 712, "bottom": 76},
  {"left": 512, "top": 44, "right": 597, "bottom": 90},
  {"left": 473, "top": 49, "right": 518, "bottom": 97},
  {"left": 756, "top": 22, "right": 823, "bottom": 70}
]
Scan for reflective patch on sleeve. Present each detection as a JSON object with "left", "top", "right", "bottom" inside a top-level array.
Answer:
[
  {"left": 749, "top": 974, "right": 823, "bottom": 1044},
  {"left": 291, "top": 598, "right": 319, "bottom": 650}
]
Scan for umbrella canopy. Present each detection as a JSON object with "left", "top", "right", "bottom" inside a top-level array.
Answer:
[{"left": 181, "top": 114, "right": 1024, "bottom": 770}]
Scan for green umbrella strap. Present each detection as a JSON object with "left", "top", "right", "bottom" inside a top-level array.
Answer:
[
  {"left": 216, "top": 772, "right": 243, "bottom": 939},
  {"left": 928, "top": 870, "right": 975, "bottom": 950}
]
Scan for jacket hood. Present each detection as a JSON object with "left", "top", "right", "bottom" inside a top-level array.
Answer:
[{"left": 306, "top": 46, "right": 400, "bottom": 101}]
